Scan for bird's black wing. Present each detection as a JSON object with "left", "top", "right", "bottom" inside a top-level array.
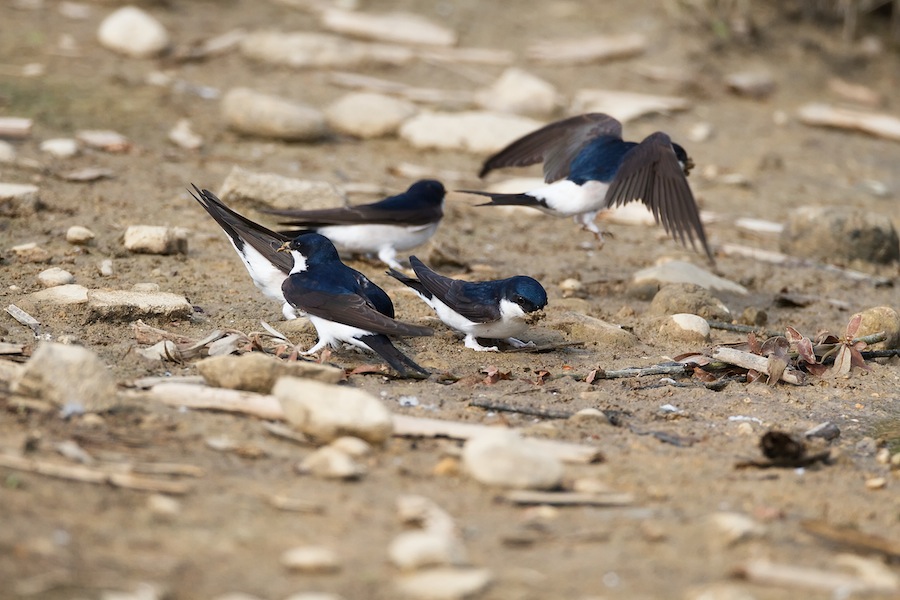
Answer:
[
  {"left": 456, "top": 190, "right": 548, "bottom": 210},
  {"left": 282, "top": 277, "right": 433, "bottom": 338},
  {"left": 409, "top": 257, "right": 501, "bottom": 324},
  {"left": 386, "top": 268, "right": 433, "bottom": 301},
  {"left": 263, "top": 202, "right": 443, "bottom": 228},
  {"left": 479, "top": 113, "right": 623, "bottom": 183},
  {"left": 359, "top": 334, "right": 430, "bottom": 378},
  {"left": 603, "top": 132, "right": 712, "bottom": 260},
  {"left": 189, "top": 185, "right": 293, "bottom": 273}
]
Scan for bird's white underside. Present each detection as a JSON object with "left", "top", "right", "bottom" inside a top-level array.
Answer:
[
  {"left": 411, "top": 290, "right": 531, "bottom": 351},
  {"left": 223, "top": 236, "right": 305, "bottom": 320},
  {"left": 302, "top": 315, "right": 379, "bottom": 355},
  {"left": 528, "top": 179, "right": 608, "bottom": 216},
  {"left": 316, "top": 222, "right": 439, "bottom": 269}
]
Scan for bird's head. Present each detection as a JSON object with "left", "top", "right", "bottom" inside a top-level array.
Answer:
[
  {"left": 504, "top": 276, "right": 548, "bottom": 314},
  {"left": 277, "top": 232, "right": 340, "bottom": 270},
  {"left": 407, "top": 179, "right": 446, "bottom": 205},
  {"left": 672, "top": 143, "right": 694, "bottom": 176}
]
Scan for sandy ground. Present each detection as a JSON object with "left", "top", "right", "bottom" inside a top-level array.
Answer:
[{"left": 1, "top": 1, "right": 899, "bottom": 599}]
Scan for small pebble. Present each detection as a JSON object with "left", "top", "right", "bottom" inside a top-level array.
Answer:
[
  {"left": 0, "top": 182, "right": 40, "bottom": 217},
  {"left": 395, "top": 567, "right": 493, "bottom": 600},
  {"left": 875, "top": 448, "right": 891, "bottom": 465},
  {"left": 124, "top": 225, "right": 188, "bottom": 255},
  {"left": 709, "top": 512, "right": 764, "bottom": 545},
  {"left": 168, "top": 118, "right": 203, "bottom": 150},
  {"left": 221, "top": 87, "right": 328, "bottom": 142},
  {"left": 687, "top": 122, "right": 713, "bottom": 142},
  {"left": 851, "top": 306, "right": 900, "bottom": 350},
  {"left": 40, "top": 138, "right": 79, "bottom": 158},
  {"left": 99, "top": 259, "right": 114, "bottom": 277},
  {"left": 325, "top": 92, "right": 417, "bottom": 139},
  {"left": 147, "top": 493, "right": 181, "bottom": 517},
  {"left": 76, "top": 129, "right": 131, "bottom": 152},
  {"left": 66, "top": 225, "right": 95, "bottom": 245},
  {"left": 462, "top": 430, "right": 563, "bottom": 490},
  {"left": 400, "top": 111, "right": 543, "bottom": 155},
  {"left": 37, "top": 267, "right": 75, "bottom": 288},
  {"left": 658, "top": 313, "right": 711, "bottom": 343},
  {"left": 865, "top": 477, "right": 886, "bottom": 490},
  {"left": 280, "top": 546, "right": 341, "bottom": 573},
  {"left": 97, "top": 6, "right": 170, "bottom": 58},
  {"left": 10, "top": 242, "right": 51, "bottom": 263},
  {"left": 475, "top": 68, "right": 559, "bottom": 116},
  {"left": 328, "top": 436, "right": 372, "bottom": 457},
  {"left": 569, "top": 408, "right": 608, "bottom": 424},
  {"left": 0, "top": 141, "right": 16, "bottom": 163},
  {"left": 725, "top": 70, "right": 776, "bottom": 99},
  {"left": 297, "top": 446, "right": 366, "bottom": 480}
]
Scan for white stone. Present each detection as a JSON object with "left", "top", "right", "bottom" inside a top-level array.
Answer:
[
  {"left": 395, "top": 567, "right": 493, "bottom": 600},
  {"left": 86, "top": 289, "right": 193, "bottom": 322},
  {"left": 462, "top": 430, "right": 563, "bottom": 490},
  {"left": 320, "top": 9, "right": 457, "bottom": 46},
  {"left": 241, "top": 31, "right": 413, "bottom": 69},
  {"left": 400, "top": 111, "right": 543, "bottom": 155},
  {"left": 571, "top": 89, "right": 689, "bottom": 123},
  {"left": 726, "top": 70, "right": 776, "bottom": 98},
  {"left": 528, "top": 33, "right": 646, "bottom": 64},
  {"left": 275, "top": 377, "right": 393, "bottom": 443},
  {"left": 137, "top": 340, "right": 178, "bottom": 362},
  {"left": 97, "top": 6, "right": 169, "bottom": 58},
  {"left": 28, "top": 284, "right": 89, "bottom": 305},
  {"left": 0, "top": 182, "right": 40, "bottom": 216},
  {"left": 66, "top": 225, "right": 95, "bottom": 245},
  {"left": 325, "top": 92, "right": 417, "bottom": 138},
  {"left": 37, "top": 267, "right": 75, "bottom": 288},
  {"left": 76, "top": 129, "right": 130, "bottom": 152},
  {"left": 40, "top": 138, "right": 79, "bottom": 158},
  {"left": 632, "top": 260, "right": 748, "bottom": 294},
  {"left": 659, "top": 313, "right": 711, "bottom": 343},
  {"left": 328, "top": 436, "right": 372, "bottom": 457},
  {"left": 221, "top": 87, "right": 328, "bottom": 142},
  {"left": 475, "top": 68, "right": 559, "bottom": 116},
  {"left": 297, "top": 446, "right": 366, "bottom": 480},
  {"left": 709, "top": 512, "right": 764, "bottom": 545},
  {"left": 0, "top": 141, "right": 15, "bottom": 163},
  {"left": 168, "top": 119, "right": 203, "bottom": 150},
  {"left": 217, "top": 166, "right": 346, "bottom": 212},
  {"left": 124, "top": 225, "right": 187, "bottom": 255},
  {"left": 198, "top": 353, "right": 343, "bottom": 393},
  {"left": 12, "top": 342, "right": 118, "bottom": 412},
  {"left": 99, "top": 259, "right": 114, "bottom": 277},
  {"left": 389, "top": 530, "right": 468, "bottom": 571},
  {"left": 280, "top": 546, "right": 341, "bottom": 572},
  {"left": 147, "top": 493, "right": 181, "bottom": 517}
]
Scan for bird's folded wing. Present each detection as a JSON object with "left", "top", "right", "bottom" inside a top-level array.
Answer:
[
  {"left": 263, "top": 202, "right": 442, "bottom": 228},
  {"left": 410, "top": 258, "right": 501, "bottom": 324}
]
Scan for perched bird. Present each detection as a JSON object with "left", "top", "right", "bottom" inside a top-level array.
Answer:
[
  {"left": 190, "top": 185, "right": 431, "bottom": 376},
  {"left": 388, "top": 256, "right": 548, "bottom": 352},
  {"left": 461, "top": 113, "right": 713, "bottom": 261},
  {"left": 278, "top": 234, "right": 433, "bottom": 377},
  {"left": 261, "top": 179, "right": 446, "bottom": 270}
]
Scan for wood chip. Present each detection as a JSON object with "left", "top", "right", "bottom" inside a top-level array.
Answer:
[
  {"left": 733, "top": 557, "right": 898, "bottom": 594},
  {"left": 328, "top": 71, "right": 475, "bottom": 107},
  {"left": 528, "top": 33, "right": 646, "bottom": 64},
  {"left": 5, "top": 304, "right": 41, "bottom": 335},
  {"left": 711, "top": 347, "right": 805, "bottom": 385},
  {"left": 0, "top": 116, "right": 33, "bottom": 138},
  {"left": 801, "top": 519, "right": 900, "bottom": 560},
  {"left": 797, "top": 103, "right": 900, "bottom": 141},
  {"left": 269, "top": 494, "right": 325, "bottom": 513},
  {"left": 142, "top": 383, "right": 285, "bottom": 420}
]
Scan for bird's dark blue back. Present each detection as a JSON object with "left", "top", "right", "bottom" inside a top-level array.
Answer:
[
  {"left": 378, "top": 180, "right": 445, "bottom": 210},
  {"left": 569, "top": 136, "right": 638, "bottom": 184}
]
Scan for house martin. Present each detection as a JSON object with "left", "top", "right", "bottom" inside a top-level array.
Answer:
[
  {"left": 461, "top": 113, "right": 713, "bottom": 260},
  {"left": 278, "top": 233, "right": 433, "bottom": 377},
  {"left": 262, "top": 179, "right": 446, "bottom": 270},
  {"left": 388, "top": 256, "right": 548, "bottom": 352},
  {"left": 189, "top": 185, "right": 393, "bottom": 323}
]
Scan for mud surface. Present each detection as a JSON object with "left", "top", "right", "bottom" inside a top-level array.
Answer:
[{"left": 1, "top": 2, "right": 899, "bottom": 599}]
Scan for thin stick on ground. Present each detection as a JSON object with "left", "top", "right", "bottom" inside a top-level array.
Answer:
[
  {"left": 588, "top": 364, "right": 690, "bottom": 380},
  {"left": 469, "top": 399, "right": 574, "bottom": 420}
]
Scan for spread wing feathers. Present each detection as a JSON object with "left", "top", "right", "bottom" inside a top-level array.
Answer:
[
  {"left": 409, "top": 257, "right": 501, "bottom": 324},
  {"left": 189, "top": 184, "right": 293, "bottom": 274},
  {"left": 457, "top": 190, "right": 548, "bottom": 210},
  {"left": 479, "top": 113, "right": 623, "bottom": 182},
  {"left": 263, "top": 201, "right": 441, "bottom": 228},
  {"left": 359, "top": 334, "right": 430, "bottom": 377},
  {"left": 283, "top": 280, "right": 433, "bottom": 338},
  {"left": 603, "top": 133, "right": 712, "bottom": 260}
]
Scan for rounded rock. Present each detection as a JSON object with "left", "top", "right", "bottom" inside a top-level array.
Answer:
[
  {"left": 41, "top": 138, "right": 80, "bottom": 158},
  {"left": 325, "top": 92, "right": 417, "bottom": 139},
  {"left": 648, "top": 283, "right": 731, "bottom": 320},
  {"left": 462, "top": 430, "right": 563, "bottom": 490},
  {"left": 475, "top": 68, "right": 560, "bottom": 116},
  {"left": 297, "top": 446, "right": 366, "bottom": 480},
  {"left": 658, "top": 313, "right": 711, "bottom": 343},
  {"left": 66, "top": 225, "right": 95, "bottom": 245},
  {"left": 97, "top": 6, "right": 170, "bottom": 58},
  {"left": 280, "top": 546, "right": 341, "bottom": 573},
  {"left": 37, "top": 267, "right": 75, "bottom": 288},
  {"left": 851, "top": 306, "right": 900, "bottom": 350},
  {"left": 221, "top": 87, "right": 328, "bottom": 142},
  {"left": 781, "top": 205, "right": 899, "bottom": 264}
]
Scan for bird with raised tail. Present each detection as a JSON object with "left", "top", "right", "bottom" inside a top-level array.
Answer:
[
  {"left": 460, "top": 113, "right": 713, "bottom": 261},
  {"left": 388, "top": 256, "right": 548, "bottom": 352}
]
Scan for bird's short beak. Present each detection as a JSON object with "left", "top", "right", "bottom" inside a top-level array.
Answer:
[
  {"left": 683, "top": 156, "right": 695, "bottom": 176},
  {"left": 276, "top": 241, "right": 290, "bottom": 253}
]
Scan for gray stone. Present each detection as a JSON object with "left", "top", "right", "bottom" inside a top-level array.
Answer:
[
  {"left": 217, "top": 166, "right": 346, "bottom": 211},
  {"left": 124, "top": 225, "right": 188, "bottom": 255},
  {"left": 399, "top": 111, "right": 543, "bottom": 155},
  {"left": 197, "top": 353, "right": 344, "bottom": 393},
  {"left": 631, "top": 260, "right": 748, "bottom": 295},
  {"left": 648, "top": 283, "right": 731, "bottom": 320},
  {"left": 221, "top": 87, "right": 328, "bottom": 141},
  {"left": 395, "top": 567, "right": 493, "bottom": 600},
  {"left": 781, "top": 205, "right": 899, "bottom": 264},
  {"left": 28, "top": 284, "right": 90, "bottom": 305},
  {"left": 241, "top": 31, "right": 413, "bottom": 69},
  {"left": 97, "top": 6, "right": 170, "bottom": 58},
  {"left": 475, "top": 68, "right": 560, "bottom": 116},
  {"left": 37, "top": 267, "right": 75, "bottom": 288},
  {"left": 547, "top": 311, "right": 637, "bottom": 350},
  {"left": 275, "top": 377, "right": 393, "bottom": 443},
  {"left": 389, "top": 530, "right": 467, "bottom": 571},
  {"left": 12, "top": 342, "right": 118, "bottom": 412},
  {"left": 325, "top": 92, "right": 417, "bottom": 138},
  {"left": 66, "top": 225, "right": 95, "bottom": 245},
  {"left": 86, "top": 289, "right": 192, "bottom": 322},
  {"left": 462, "top": 430, "right": 563, "bottom": 490},
  {"left": 0, "top": 182, "right": 40, "bottom": 217},
  {"left": 726, "top": 70, "right": 776, "bottom": 99}
]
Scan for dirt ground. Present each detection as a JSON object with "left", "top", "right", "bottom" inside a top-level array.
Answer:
[{"left": 1, "top": 1, "right": 899, "bottom": 599}]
